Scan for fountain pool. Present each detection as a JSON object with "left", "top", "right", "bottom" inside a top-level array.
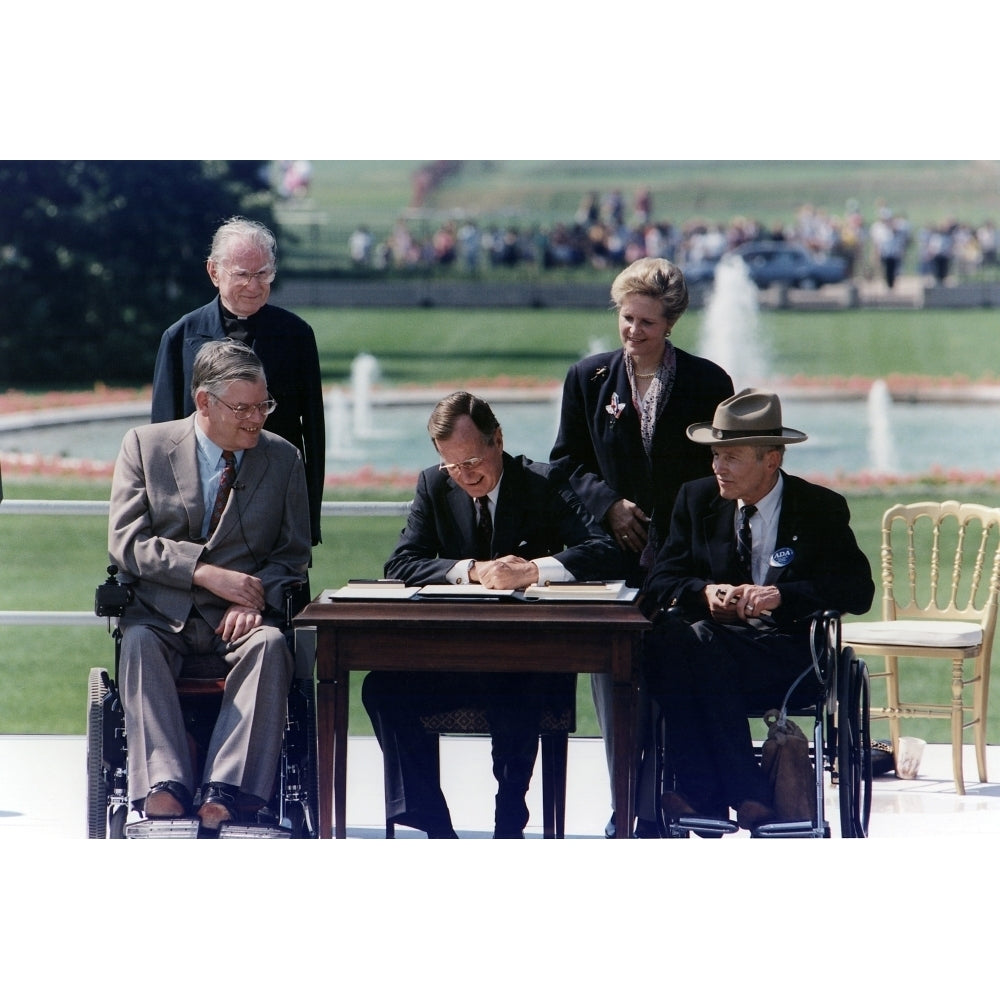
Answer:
[{"left": 3, "top": 388, "right": 1000, "bottom": 481}]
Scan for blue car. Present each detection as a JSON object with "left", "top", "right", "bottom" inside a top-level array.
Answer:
[{"left": 685, "top": 241, "right": 848, "bottom": 289}]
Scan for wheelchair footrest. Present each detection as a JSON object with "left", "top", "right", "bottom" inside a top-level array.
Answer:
[
  {"left": 669, "top": 816, "right": 740, "bottom": 837},
  {"left": 751, "top": 819, "right": 829, "bottom": 839},
  {"left": 125, "top": 818, "right": 201, "bottom": 839},
  {"left": 217, "top": 823, "right": 291, "bottom": 840}
]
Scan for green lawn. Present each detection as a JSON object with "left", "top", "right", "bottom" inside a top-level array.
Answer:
[{"left": 300, "top": 307, "right": 1000, "bottom": 386}]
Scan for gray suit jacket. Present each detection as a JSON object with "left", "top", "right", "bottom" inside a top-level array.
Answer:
[{"left": 108, "top": 415, "right": 311, "bottom": 632}]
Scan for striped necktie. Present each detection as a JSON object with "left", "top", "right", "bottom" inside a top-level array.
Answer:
[{"left": 208, "top": 451, "right": 236, "bottom": 536}]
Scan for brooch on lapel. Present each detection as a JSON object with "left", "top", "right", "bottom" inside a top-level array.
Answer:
[
  {"left": 591, "top": 366, "right": 608, "bottom": 382},
  {"left": 605, "top": 391, "right": 626, "bottom": 421}
]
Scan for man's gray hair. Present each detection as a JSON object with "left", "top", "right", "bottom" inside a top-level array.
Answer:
[
  {"left": 191, "top": 339, "right": 266, "bottom": 403},
  {"left": 208, "top": 216, "right": 277, "bottom": 267}
]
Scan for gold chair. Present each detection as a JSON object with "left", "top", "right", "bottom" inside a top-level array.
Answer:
[{"left": 842, "top": 501, "right": 1000, "bottom": 794}]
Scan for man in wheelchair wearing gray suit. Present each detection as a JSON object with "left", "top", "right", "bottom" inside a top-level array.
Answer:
[
  {"left": 108, "top": 339, "right": 311, "bottom": 831},
  {"left": 640, "top": 389, "right": 874, "bottom": 832}
]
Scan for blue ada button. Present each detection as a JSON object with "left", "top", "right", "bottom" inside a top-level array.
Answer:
[{"left": 769, "top": 547, "right": 795, "bottom": 568}]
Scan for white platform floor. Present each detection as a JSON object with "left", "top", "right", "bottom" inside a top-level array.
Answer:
[
  {"left": 5, "top": 733, "right": 1000, "bottom": 840},
  {"left": 5, "top": 732, "right": 1000, "bottom": 999}
]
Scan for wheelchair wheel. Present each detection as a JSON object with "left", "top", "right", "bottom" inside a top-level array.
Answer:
[
  {"left": 86, "top": 668, "right": 110, "bottom": 839},
  {"left": 836, "top": 647, "right": 872, "bottom": 838}
]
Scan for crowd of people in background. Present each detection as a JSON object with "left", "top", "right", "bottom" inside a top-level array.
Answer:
[{"left": 344, "top": 187, "right": 999, "bottom": 288}]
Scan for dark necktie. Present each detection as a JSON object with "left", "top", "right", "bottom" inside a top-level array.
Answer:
[
  {"left": 737, "top": 503, "right": 757, "bottom": 582},
  {"left": 476, "top": 495, "right": 493, "bottom": 560},
  {"left": 208, "top": 450, "right": 236, "bottom": 536}
]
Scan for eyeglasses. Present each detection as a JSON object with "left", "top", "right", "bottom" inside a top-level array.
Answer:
[
  {"left": 438, "top": 456, "right": 485, "bottom": 475},
  {"left": 210, "top": 393, "right": 277, "bottom": 417},
  {"left": 217, "top": 264, "right": 276, "bottom": 287}
]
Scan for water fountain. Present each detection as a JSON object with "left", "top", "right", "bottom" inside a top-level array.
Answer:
[
  {"left": 325, "top": 388, "right": 359, "bottom": 460},
  {"left": 351, "top": 353, "right": 380, "bottom": 439},
  {"left": 696, "top": 254, "right": 769, "bottom": 392},
  {"left": 866, "top": 379, "right": 898, "bottom": 473}
]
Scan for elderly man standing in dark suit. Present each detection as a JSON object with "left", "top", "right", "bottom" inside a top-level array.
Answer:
[
  {"left": 151, "top": 216, "right": 325, "bottom": 547},
  {"left": 640, "top": 389, "right": 874, "bottom": 831},
  {"left": 111, "top": 340, "right": 311, "bottom": 830},
  {"left": 363, "top": 391, "right": 620, "bottom": 838}
]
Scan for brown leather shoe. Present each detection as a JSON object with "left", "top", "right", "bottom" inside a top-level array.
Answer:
[
  {"left": 736, "top": 800, "right": 775, "bottom": 831},
  {"left": 661, "top": 790, "right": 698, "bottom": 821},
  {"left": 197, "top": 783, "right": 239, "bottom": 830},
  {"left": 144, "top": 781, "right": 190, "bottom": 819}
]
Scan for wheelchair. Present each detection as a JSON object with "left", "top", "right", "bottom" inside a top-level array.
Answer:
[
  {"left": 86, "top": 566, "right": 319, "bottom": 839},
  {"left": 658, "top": 611, "right": 872, "bottom": 839}
]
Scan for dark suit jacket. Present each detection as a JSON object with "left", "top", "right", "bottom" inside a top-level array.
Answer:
[
  {"left": 384, "top": 453, "right": 621, "bottom": 586},
  {"left": 150, "top": 297, "right": 325, "bottom": 545},
  {"left": 640, "top": 471, "right": 874, "bottom": 628},
  {"left": 549, "top": 347, "right": 733, "bottom": 581},
  {"left": 108, "top": 416, "right": 311, "bottom": 632}
]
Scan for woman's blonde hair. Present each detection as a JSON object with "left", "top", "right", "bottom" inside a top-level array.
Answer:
[{"left": 610, "top": 257, "right": 689, "bottom": 327}]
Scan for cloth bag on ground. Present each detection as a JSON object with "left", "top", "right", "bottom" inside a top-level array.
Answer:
[{"left": 760, "top": 708, "right": 816, "bottom": 822}]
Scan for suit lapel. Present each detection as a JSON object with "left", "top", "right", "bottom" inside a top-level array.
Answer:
[
  {"left": 703, "top": 493, "right": 739, "bottom": 581},
  {"left": 209, "top": 437, "right": 271, "bottom": 546},
  {"left": 446, "top": 477, "right": 477, "bottom": 549},
  {"left": 166, "top": 417, "right": 205, "bottom": 541},
  {"left": 492, "top": 456, "right": 523, "bottom": 556},
  {"left": 764, "top": 472, "right": 800, "bottom": 584}
]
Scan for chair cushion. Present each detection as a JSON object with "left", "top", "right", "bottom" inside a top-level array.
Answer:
[{"left": 842, "top": 619, "right": 983, "bottom": 648}]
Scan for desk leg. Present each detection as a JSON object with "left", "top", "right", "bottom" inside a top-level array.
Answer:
[
  {"left": 611, "top": 634, "right": 638, "bottom": 839},
  {"left": 315, "top": 631, "right": 349, "bottom": 839},
  {"left": 315, "top": 632, "right": 334, "bottom": 839},
  {"left": 332, "top": 663, "right": 349, "bottom": 839}
]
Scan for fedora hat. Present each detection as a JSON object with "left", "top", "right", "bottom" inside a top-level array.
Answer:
[{"left": 686, "top": 388, "right": 808, "bottom": 447}]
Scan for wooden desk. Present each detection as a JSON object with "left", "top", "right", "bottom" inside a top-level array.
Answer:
[{"left": 294, "top": 597, "right": 650, "bottom": 839}]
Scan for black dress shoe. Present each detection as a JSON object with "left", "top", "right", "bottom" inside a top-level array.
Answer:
[
  {"left": 144, "top": 780, "right": 192, "bottom": 818},
  {"left": 493, "top": 827, "right": 525, "bottom": 839},
  {"left": 198, "top": 782, "right": 240, "bottom": 830},
  {"left": 604, "top": 812, "right": 617, "bottom": 839}
]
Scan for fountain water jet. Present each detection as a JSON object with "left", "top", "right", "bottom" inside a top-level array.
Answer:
[
  {"left": 696, "top": 255, "right": 769, "bottom": 392},
  {"left": 867, "top": 379, "right": 898, "bottom": 473},
  {"left": 351, "top": 353, "right": 380, "bottom": 439},
  {"left": 325, "top": 388, "right": 359, "bottom": 459}
]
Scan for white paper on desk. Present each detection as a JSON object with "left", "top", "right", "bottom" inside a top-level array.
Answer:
[
  {"left": 325, "top": 585, "right": 421, "bottom": 600},
  {"left": 417, "top": 584, "right": 516, "bottom": 599},
  {"left": 521, "top": 580, "right": 638, "bottom": 602}
]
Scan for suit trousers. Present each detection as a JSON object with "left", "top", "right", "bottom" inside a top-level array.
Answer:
[
  {"left": 120, "top": 613, "right": 294, "bottom": 806},
  {"left": 644, "top": 616, "right": 821, "bottom": 812},
  {"left": 362, "top": 670, "right": 549, "bottom": 834}
]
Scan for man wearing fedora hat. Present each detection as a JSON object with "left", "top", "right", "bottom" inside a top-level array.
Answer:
[{"left": 639, "top": 389, "right": 874, "bottom": 830}]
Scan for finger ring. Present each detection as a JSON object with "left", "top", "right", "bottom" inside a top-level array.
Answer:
[{"left": 747, "top": 604, "right": 755, "bottom": 612}]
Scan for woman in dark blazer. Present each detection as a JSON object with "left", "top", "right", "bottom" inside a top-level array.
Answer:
[{"left": 549, "top": 257, "right": 734, "bottom": 836}]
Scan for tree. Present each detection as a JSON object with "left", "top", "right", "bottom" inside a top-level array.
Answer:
[{"left": 0, "top": 160, "right": 274, "bottom": 387}]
